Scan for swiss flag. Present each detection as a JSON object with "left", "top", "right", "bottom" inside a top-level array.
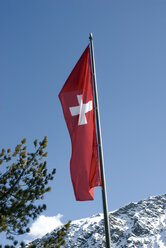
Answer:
[{"left": 59, "top": 46, "right": 102, "bottom": 201}]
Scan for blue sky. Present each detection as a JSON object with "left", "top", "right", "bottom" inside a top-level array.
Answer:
[{"left": 1, "top": 0, "right": 166, "bottom": 245}]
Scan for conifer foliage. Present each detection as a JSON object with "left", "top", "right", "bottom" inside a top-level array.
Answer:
[{"left": 0, "top": 137, "right": 56, "bottom": 247}]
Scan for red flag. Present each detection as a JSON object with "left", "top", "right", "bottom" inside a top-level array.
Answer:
[{"left": 59, "top": 46, "right": 102, "bottom": 201}]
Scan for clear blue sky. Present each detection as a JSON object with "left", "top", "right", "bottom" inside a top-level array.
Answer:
[{"left": 1, "top": 0, "right": 166, "bottom": 245}]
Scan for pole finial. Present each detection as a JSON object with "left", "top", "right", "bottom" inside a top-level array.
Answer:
[{"left": 89, "top": 33, "right": 93, "bottom": 41}]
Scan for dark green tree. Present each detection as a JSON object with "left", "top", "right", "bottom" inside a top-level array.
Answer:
[{"left": 0, "top": 137, "right": 57, "bottom": 247}]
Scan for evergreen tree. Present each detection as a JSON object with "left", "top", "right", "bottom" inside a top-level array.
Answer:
[{"left": 0, "top": 137, "right": 57, "bottom": 247}]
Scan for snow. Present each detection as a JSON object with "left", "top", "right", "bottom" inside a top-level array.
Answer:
[{"left": 28, "top": 194, "right": 166, "bottom": 247}]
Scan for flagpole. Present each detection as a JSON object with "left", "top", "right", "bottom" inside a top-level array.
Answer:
[{"left": 89, "top": 33, "right": 111, "bottom": 248}]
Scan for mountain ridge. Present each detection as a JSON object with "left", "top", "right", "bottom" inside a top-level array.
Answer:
[{"left": 30, "top": 194, "right": 166, "bottom": 247}]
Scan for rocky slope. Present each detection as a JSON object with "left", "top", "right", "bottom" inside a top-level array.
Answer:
[{"left": 31, "top": 194, "right": 166, "bottom": 247}]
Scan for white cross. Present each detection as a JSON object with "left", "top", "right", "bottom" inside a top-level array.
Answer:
[{"left": 69, "top": 94, "right": 93, "bottom": 125}]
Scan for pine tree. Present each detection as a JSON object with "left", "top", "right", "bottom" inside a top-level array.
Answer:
[{"left": 0, "top": 137, "right": 57, "bottom": 247}]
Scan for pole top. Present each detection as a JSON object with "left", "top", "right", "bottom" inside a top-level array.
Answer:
[{"left": 89, "top": 33, "right": 93, "bottom": 41}]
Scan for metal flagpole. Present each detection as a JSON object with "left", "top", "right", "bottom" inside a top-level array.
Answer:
[{"left": 89, "top": 33, "right": 111, "bottom": 248}]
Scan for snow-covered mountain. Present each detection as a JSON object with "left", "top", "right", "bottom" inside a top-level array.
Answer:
[{"left": 31, "top": 194, "right": 166, "bottom": 247}]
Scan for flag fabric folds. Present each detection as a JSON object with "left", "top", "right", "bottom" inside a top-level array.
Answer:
[{"left": 59, "top": 46, "right": 102, "bottom": 201}]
